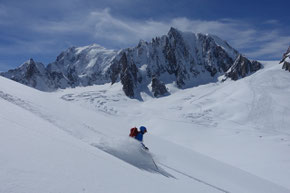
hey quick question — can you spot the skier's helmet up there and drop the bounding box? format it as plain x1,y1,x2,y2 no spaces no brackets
140,126,147,133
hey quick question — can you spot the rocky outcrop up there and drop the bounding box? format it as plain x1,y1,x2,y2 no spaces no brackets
280,46,290,72
225,55,261,80
283,62,290,72
0,28,262,98
111,27,241,97
151,77,168,97
119,53,140,98
0,58,55,91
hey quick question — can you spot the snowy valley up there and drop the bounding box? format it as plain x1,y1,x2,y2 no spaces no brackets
1,58,290,193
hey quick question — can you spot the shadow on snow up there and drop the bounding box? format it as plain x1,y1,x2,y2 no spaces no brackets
91,137,174,178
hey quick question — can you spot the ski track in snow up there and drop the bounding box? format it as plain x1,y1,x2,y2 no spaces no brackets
0,91,76,137
159,163,230,193
92,141,175,178
92,136,232,193
247,68,290,136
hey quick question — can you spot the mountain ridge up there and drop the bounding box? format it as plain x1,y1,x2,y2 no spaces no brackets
0,27,261,98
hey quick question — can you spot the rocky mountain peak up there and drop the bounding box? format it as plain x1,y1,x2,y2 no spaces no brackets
168,27,182,37
0,58,53,90
280,46,290,72
19,58,35,68
28,58,35,64
17,58,45,75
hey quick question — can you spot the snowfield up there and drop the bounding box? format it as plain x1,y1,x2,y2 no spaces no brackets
1,61,290,193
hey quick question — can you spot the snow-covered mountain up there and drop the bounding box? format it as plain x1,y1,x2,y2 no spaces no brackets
0,58,55,91
280,46,290,71
46,44,117,88
0,28,261,98
1,61,290,193
1,44,117,91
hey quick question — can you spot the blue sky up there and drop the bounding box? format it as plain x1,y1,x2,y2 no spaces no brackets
0,0,289,71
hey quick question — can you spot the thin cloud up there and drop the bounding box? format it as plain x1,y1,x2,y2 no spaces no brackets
82,10,289,59
248,36,290,58
264,20,280,25
1,7,289,62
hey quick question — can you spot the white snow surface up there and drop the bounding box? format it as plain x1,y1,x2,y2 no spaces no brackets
48,43,116,79
208,34,238,60
1,61,290,193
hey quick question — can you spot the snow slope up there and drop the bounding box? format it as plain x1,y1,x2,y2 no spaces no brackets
1,61,290,193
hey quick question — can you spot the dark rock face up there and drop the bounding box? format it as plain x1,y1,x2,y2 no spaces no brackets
46,68,67,89
280,46,290,72
119,53,138,98
25,59,40,79
0,28,262,98
151,77,168,97
225,55,262,80
114,27,242,97
280,46,290,62
282,61,290,72
0,58,54,90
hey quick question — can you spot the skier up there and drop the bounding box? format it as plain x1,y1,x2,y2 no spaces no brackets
129,126,158,170
130,126,149,150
